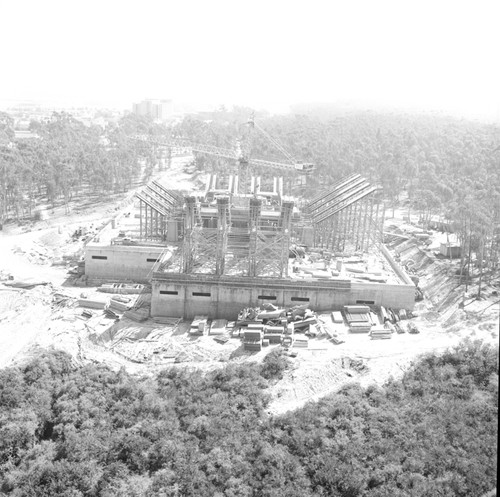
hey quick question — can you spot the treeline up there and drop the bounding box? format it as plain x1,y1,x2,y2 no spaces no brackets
0,111,165,221
0,341,497,496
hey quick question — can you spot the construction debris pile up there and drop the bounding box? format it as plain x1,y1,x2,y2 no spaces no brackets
75,289,418,365
78,290,151,323
234,302,417,351
236,304,330,352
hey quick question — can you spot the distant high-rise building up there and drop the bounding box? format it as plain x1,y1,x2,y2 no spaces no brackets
132,99,173,122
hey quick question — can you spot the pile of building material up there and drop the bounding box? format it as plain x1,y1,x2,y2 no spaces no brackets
190,315,209,335
152,316,182,326
52,293,74,308
407,322,420,334
369,324,392,340
292,335,309,348
262,324,285,344
380,305,409,324
104,307,120,320
97,283,145,294
210,319,230,343
237,304,323,351
331,311,344,324
124,307,149,322
244,327,263,351
210,319,228,335
288,315,318,333
78,296,109,309
394,322,406,334
109,295,133,312
317,317,345,344
237,307,263,326
343,305,372,333
257,307,286,320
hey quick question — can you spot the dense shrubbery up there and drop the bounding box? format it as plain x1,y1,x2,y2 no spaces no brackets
0,340,497,496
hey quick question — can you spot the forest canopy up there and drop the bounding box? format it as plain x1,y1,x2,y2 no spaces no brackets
0,340,497,496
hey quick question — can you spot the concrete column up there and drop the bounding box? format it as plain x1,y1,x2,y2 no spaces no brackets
215,196,229,275
248,198,262,276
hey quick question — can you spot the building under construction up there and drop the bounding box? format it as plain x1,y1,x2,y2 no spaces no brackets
85,169,416,320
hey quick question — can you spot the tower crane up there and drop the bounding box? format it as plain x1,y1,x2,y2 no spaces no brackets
133,123,314,195
245,114,315,175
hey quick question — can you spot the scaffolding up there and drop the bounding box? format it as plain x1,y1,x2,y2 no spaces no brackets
306,175,384,252
135,181,183,241
177,177,293,277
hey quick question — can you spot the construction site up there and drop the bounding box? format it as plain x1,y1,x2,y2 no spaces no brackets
84,127,416,320
1,127,499,414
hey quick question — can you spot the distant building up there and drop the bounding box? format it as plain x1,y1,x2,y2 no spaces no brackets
132,99,173,122
440,242,461,258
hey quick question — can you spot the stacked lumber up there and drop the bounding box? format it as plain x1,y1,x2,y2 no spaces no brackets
237,307,262,324
210,319,228,335
190,316,209,335
307,324,320,337
348,322,372,332
104,307,120,320
81,309,93,319
291,316,317,332
257,307,286,320
331,311,343,323
79,297,108,309
244,328,263,351
330,335,345,345
394,322,406,334
292,335,309,348
98,283,145,294
52,293,74,308
247,323,264,330
152,316,182,325
370,325,392,339
381,306,403,324
380,306,390,322
263,324,284,344
301,269,333,279
384,322,396,334
109,296,132,312
344,305,372,333
124,308,149,322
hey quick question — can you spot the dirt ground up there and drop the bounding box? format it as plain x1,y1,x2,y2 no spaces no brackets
1,160,498,415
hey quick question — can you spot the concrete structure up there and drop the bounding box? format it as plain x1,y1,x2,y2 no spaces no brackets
151,272,415,320
85,245,165,282
440,242,461,258
85,171,416,319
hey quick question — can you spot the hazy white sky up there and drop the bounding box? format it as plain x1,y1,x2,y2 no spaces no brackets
1,0,499,120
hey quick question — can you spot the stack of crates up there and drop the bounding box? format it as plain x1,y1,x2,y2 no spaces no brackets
244,324,263,351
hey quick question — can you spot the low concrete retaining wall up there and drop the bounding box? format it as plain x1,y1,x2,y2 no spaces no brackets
84,245,164,282
151,272,415,320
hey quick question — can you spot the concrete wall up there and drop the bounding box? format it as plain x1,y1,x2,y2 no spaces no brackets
85,245,165,282
151,273,415,319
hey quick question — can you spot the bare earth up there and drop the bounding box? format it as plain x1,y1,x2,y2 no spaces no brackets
1,159,498,414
